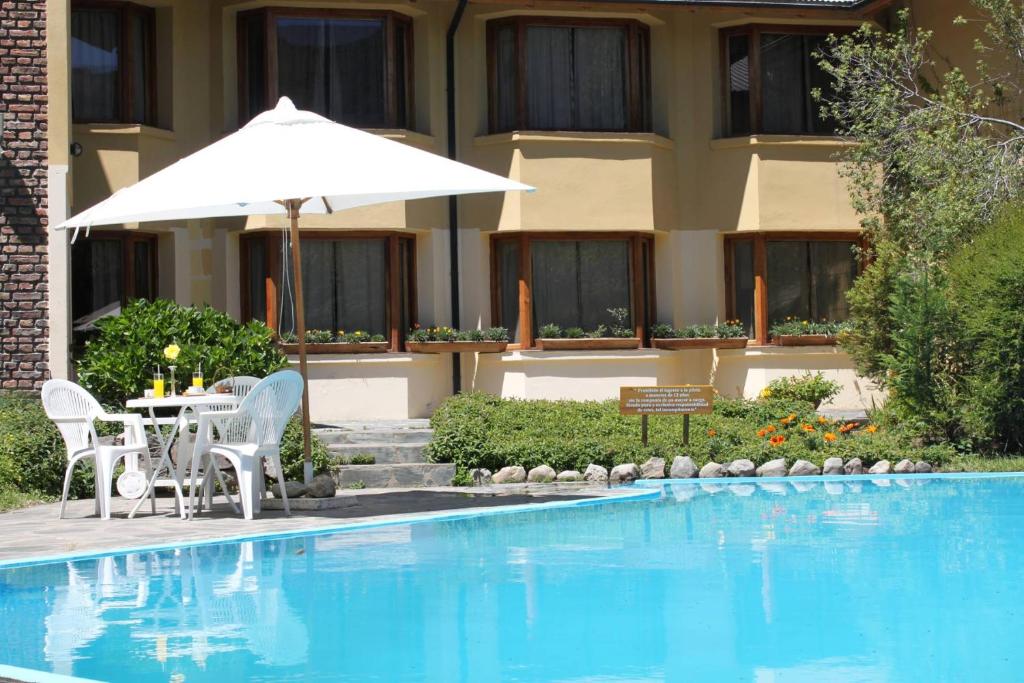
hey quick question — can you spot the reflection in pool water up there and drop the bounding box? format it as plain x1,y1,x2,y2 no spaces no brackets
0,476,1021,682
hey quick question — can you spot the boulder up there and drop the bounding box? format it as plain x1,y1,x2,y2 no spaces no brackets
306,474,337,498
727,459,756,478
640,457,667,479
271,481,307,499
670,456,698,479
699,462,727,479
756,458,788,477
844,458,864,475
556,470,582,482
527,465,557,483
584,464,609,483
609,463,641,484
893,459,915,474
789,460,821,477
868,460,891,475
493,466,527,484
914,461,933,473
470,468,492,486
823,457,845,475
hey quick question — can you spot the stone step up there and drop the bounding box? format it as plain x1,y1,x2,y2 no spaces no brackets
331,463,456,488
327,443,428,464
315,428,433,446
313,419,431,431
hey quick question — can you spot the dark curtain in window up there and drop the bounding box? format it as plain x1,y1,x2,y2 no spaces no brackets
276,16,390,128
761,33,836,135
727,35,751,136
531,240,631,331
767,241,811,323
810,241,857,320
240,13,267,123
493,24,518,132
71,9,120,123
128,10,151,123
496,240,521,342
133,240,153,300
766,240,857,324
731,240,756,338
246,239,268,323
574,28,627,131
71,239,123,324
525,27,573,130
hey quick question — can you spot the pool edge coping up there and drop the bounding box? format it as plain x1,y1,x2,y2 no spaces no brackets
0,488,661,570
0,663,104,683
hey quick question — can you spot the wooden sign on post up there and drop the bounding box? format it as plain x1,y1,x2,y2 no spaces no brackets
620,385,714,448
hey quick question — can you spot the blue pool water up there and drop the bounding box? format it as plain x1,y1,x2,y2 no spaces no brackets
1,475,1023,682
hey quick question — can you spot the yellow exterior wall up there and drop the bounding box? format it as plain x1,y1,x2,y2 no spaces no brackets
53,0,980,419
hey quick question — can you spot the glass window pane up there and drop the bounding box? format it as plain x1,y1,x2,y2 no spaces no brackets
731,240,755,338
578,240,631,330
761,34,806,134
574,27,627,131
246,239,267,323
493,24,518,132
132,240,153,300
394,20,409,129
327,18,387,127
806,35,836,134
809,241,857,320
276,18,328,117
71,9,120,123
767,241,811,325
496,240,521,342
241,12,267,122
727,35,751,136
72,239,122,325
301,241,336,331
525,26,573,130
531,241,581,330
128,10,151,124
335,239,387,336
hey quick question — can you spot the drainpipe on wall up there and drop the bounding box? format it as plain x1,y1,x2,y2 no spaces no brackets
445,0,469,394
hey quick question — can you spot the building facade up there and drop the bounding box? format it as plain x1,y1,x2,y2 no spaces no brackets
2,0,978,418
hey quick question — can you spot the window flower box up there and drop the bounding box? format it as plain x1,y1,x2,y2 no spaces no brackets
406,341,508,354
769,318,849,347
653,337,749,350
774,335,838,347
278,341,390,354
535,337,641,351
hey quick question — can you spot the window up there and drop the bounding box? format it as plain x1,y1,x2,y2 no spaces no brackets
488,18,650,133
71,2,155,124
238,9,412,129
242,232,415,351
726,233,860,344
71,232,157,328
722,26,841,137
492,234,654,346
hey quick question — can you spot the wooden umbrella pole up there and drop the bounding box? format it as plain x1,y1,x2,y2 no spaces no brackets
286,199,313,484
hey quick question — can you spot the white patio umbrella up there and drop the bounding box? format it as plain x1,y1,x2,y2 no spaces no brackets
56,97,533,481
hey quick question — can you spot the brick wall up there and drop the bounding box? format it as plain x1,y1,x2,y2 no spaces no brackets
0,0,47,392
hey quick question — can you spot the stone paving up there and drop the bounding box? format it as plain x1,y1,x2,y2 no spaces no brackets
0,483,631,563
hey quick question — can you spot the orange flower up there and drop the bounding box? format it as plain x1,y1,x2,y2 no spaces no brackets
839,422,857,434
780,413,797,425
757,428,768,438
865,424,878,434
823,432,837,443
801,423,816,433
707,429,717,437
766,424,777,433
817,416,829,424
769,435,786,446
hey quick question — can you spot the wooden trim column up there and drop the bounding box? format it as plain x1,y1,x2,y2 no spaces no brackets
388,234,401,351
753,234,768,345
518,232,532,347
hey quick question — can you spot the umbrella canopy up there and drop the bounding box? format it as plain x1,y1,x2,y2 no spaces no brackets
56,97,533,484
57,97,531,231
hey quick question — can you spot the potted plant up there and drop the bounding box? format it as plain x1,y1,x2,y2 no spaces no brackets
770,318,850,346
650,321,749,350
277,329,390,354
405,325,510,353
535,308,641,350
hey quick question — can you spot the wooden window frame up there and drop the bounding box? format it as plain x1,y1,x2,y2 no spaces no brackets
724,231,864,345
71,0,158,125
240,231,416,353
719,24,851,138
490,232,655,349
71,230,158,319
237,7,414,129
486,17,652,134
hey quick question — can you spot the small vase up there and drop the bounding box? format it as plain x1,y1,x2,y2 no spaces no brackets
168,366,177,396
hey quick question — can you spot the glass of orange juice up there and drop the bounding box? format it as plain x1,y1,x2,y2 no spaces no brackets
153,370,165,399
192,369,204,390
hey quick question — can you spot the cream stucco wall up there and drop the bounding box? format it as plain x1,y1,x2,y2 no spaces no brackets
51,0,980,419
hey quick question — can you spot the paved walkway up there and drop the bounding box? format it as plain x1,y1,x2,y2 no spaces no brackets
0,484,629,563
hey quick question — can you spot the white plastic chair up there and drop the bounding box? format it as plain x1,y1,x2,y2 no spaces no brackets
188,370,303,520
41,379,156,520
208,376,260,405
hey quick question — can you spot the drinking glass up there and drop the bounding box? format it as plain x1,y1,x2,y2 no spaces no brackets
153,370,165,399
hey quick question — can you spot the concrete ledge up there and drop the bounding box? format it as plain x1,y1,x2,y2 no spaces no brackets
263,495,359,511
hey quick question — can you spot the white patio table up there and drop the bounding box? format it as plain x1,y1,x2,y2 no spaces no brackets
125,393,240,519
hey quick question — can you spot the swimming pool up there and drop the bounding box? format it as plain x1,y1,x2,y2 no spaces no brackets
0,474,1021,682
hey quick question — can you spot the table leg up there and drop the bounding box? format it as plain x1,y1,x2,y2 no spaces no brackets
129,407,187,519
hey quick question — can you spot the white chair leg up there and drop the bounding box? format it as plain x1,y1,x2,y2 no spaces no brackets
141,451,157,515
187,453,202,521
58,460,77,520
236,458,255,520
211,459,240,514
271,455,290,517
95,458,113,520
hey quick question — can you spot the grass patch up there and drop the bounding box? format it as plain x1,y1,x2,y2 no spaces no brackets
940,456,1024,473
0,490,53,512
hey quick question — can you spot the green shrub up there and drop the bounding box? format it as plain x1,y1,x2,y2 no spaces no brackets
761,373,842,408
426,392,939,480
948,206,1024,451
0,395,93,499
278,416,332,481
76,299,287,405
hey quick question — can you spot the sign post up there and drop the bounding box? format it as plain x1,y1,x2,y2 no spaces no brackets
619,385,714,450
